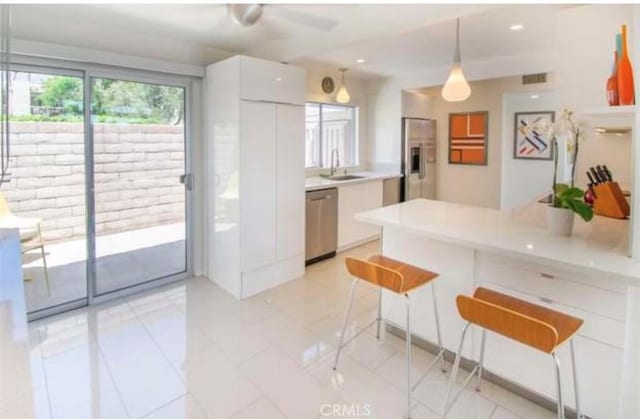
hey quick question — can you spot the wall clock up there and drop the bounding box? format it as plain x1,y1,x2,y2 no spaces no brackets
321,76,335,94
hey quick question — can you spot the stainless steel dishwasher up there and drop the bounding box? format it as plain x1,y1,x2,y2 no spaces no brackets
305,188,338,265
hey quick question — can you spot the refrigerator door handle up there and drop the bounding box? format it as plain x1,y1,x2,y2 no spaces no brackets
419,143,425,179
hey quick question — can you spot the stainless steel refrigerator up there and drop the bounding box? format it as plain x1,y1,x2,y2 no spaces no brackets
400,117,436,201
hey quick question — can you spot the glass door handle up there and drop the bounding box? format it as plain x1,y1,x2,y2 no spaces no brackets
180,174,193,191
419,144,425,179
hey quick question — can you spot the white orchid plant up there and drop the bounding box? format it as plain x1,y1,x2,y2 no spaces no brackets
526,109,593,222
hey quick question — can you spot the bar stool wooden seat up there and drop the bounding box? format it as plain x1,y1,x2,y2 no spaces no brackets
333,255,447,419
444,287,584,419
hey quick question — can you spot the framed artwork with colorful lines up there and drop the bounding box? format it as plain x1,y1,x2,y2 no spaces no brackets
514,111,555,160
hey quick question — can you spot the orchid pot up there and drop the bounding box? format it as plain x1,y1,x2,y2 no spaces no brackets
546,205,576,237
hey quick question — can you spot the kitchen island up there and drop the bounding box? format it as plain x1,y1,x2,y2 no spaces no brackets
356,199,640,419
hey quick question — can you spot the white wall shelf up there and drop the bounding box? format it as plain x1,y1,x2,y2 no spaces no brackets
582,105,637,118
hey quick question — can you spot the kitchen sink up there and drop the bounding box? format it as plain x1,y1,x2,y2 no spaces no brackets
329,175,365,181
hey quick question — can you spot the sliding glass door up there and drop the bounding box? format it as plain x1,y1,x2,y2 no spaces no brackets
4,61,193,319
90,77,187,296
2,67,88,314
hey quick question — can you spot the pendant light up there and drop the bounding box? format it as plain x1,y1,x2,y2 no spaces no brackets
442,18,471,102
336,68,350,104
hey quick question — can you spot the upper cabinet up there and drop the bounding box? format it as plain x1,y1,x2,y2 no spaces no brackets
238,56,305,105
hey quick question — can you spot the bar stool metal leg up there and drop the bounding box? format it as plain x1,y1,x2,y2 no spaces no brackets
569,340,581,419
552,352,566,419
431,282,447,373
405,293,412,419
443,322,472,417
333,278,359,370
476,328,487,391
376,287,383,339
411,284,449,392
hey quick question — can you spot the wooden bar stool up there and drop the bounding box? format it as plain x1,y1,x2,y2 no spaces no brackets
443,287,584,419
333,255,447,419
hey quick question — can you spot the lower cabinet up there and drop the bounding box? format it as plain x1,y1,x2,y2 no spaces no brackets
475,255,625,418
381,229,476,357
337,180,383,250
379,233,625,419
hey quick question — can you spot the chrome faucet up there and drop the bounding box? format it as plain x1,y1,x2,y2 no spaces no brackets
330,148,340,177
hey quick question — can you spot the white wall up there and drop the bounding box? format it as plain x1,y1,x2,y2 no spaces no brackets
500,92,556,209
423,77,555,208
366,49,556,176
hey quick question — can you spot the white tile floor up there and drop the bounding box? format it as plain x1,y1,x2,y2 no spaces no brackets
12,241,557,419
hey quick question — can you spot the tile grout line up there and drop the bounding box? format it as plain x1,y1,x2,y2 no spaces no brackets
122,295,191,398
232,346,293,419
137,393,189,419
89,303,134,419
31,326,55,419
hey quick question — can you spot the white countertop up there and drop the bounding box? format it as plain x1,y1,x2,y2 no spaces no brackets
305,171,402,191
356,199,640,285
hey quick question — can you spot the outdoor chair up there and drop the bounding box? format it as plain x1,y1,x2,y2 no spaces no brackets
0,192,51,294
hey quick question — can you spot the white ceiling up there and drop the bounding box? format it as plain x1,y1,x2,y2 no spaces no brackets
9,4,570,79
303,4,568,78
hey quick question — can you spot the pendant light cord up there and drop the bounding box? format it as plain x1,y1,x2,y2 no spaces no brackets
454,18,461,64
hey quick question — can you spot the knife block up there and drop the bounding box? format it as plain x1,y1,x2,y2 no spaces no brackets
593,182,630,219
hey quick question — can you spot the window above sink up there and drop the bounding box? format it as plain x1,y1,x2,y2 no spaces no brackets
305,102,358,170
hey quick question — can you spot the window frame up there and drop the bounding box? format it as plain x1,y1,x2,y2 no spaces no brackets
305,101,359,173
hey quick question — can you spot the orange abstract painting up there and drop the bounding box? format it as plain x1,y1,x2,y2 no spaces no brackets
448,112,488,165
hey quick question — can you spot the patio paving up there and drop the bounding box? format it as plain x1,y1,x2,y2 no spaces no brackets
23,222,186,313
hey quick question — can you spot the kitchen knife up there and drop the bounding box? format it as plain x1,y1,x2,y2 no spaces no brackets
603,165,613,181
586,171,598,200
596,165,608,183
590,167,602,184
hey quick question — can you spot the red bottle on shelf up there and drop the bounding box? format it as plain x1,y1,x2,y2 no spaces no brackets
618,24,635,106
606,51,619,106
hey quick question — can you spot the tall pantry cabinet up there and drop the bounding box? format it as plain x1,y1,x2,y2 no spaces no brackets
206,56,306,298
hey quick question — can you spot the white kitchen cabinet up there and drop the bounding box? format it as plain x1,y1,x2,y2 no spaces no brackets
276,105,305,261
240,101,277,272
382,228,476,357
474,257,626,417
207,55,305,299
337,180,383,250
239,56,305,105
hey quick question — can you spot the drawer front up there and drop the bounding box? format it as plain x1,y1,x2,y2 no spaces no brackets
477,254,627,322
482,283,626,349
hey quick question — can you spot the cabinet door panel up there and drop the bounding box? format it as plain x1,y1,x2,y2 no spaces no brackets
239,57,305,105
276,104,305,260
240,101,277,271
338,181,383,248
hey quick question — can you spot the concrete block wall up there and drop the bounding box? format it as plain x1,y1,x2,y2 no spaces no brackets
2,122,185,242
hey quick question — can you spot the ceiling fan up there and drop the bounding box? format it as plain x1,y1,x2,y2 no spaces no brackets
225,4,338,31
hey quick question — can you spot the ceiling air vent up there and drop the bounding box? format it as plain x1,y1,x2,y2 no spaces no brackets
522,73,547,85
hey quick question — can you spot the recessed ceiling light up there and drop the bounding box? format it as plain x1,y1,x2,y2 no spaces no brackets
510,23,524,31
530,94,540,99
356,58,366,64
